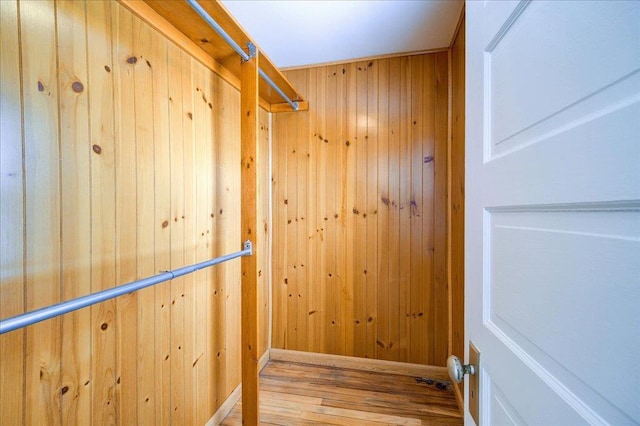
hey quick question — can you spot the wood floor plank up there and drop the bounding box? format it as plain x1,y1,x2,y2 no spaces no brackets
220,360,462,425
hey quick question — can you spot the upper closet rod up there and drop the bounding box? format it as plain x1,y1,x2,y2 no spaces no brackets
0,241,253,335
186,0,299,111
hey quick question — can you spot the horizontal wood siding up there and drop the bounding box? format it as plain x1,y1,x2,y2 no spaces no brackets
272,53,449,365
0,1,269,423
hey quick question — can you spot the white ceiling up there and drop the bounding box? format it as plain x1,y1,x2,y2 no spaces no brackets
221,0,464,69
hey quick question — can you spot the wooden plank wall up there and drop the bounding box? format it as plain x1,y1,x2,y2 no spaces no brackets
450,15,466,397
0,1,270,424
271,52,449,366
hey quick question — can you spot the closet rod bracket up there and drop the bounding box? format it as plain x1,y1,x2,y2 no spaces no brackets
243,239,253,255
244,42,256,62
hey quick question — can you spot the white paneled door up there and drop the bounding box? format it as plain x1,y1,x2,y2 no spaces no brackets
465,1,639,424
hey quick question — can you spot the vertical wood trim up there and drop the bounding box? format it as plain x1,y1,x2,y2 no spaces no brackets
364,60,378,361
316,66,327,353
112,4,138,422
286,79,299,351
86,1,118,423
422,55,436,364
241,50,260,425
0,1,25,423
182,54,197,426
271,100,285,349
193,60,210,424
398,56,411,362
335,64,346,355
167,41,186,425
305,68,319,354
149,26,171,424
132,17,156,424
375,59,390,360
409,55,425,363
258,107,271,359
353,62,367,358
387,57,401,361
267,111,274,352
296,71,310,354
57,1,92,423
433,52,449,366
21,1,62,423
449,11,466,404
343,62,357,356
325,65,338,355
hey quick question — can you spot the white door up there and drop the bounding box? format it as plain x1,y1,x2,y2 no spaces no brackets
465,1,640,424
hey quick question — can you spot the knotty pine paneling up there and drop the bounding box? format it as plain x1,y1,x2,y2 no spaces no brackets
272,53,449,366
0,1,269,423
450,13,466,399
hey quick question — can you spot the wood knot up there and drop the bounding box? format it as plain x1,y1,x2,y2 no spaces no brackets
126,56,137,64
72,81,84,93
92,144,102,155
60,386,69,395
100,323,108,330
162,220,169,228
37,80,44,92
104,65,111,73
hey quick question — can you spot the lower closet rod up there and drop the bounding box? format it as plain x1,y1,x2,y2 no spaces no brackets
0,240,253,335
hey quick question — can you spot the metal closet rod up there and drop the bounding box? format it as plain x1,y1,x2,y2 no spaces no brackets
0,241,253,335
186,0,299,111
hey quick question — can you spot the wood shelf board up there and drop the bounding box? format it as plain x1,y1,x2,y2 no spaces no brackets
140,0,305,109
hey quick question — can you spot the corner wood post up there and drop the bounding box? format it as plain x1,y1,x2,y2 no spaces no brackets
241,49,259,424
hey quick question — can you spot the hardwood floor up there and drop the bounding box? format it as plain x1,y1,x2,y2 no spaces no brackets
221,360,463,425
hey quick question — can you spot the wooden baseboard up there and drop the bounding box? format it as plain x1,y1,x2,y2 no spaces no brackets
453,381,464,415
269,348,449,381
259,348,271,371
205,349,271,426
206,383,241,426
